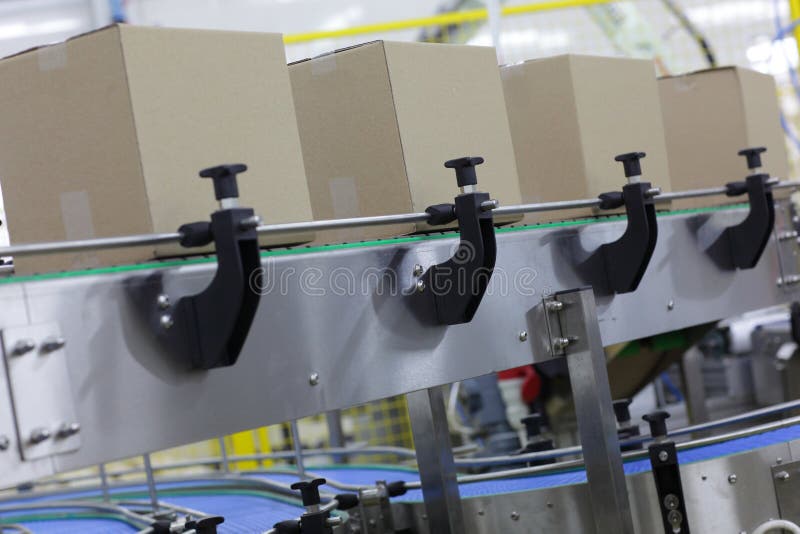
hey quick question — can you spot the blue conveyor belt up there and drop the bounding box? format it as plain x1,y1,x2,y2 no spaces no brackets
3,423,800,532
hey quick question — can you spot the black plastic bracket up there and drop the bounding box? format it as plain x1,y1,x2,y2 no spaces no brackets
421,157,497,325
613,398,642,451
643,411,691,534
127,164,262,370
281,479,332,534
589,152,658,294
710,148,775,270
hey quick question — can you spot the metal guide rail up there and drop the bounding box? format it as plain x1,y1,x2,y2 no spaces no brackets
0,152,797,532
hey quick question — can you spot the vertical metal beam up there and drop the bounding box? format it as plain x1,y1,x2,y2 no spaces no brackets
556,289,634,534
290,419,307,480
98,464,110,502
682,345,710,426
217,437,230,473
407,386,464,534
142,453,159,512
326,410,346,464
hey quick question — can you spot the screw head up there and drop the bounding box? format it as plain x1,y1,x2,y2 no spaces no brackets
29,428,51,445
775,470,791,482
658,450,669,462
545,300,564,312
510,511,520,521
728,474,737,484
667,299,674,311
667,509,683,527
416,280,426,293
56,422,81,439
553,337,572,351
160,314,174,329
157,294,171,309
0,435,9,451
11,339,36,356
40,336,66,353
519,331,528,342
663,493,679,510
309,372,320,386
413,264,424,277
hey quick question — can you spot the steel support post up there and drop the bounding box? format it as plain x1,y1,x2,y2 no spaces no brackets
548,288,634,534
407,386,464,534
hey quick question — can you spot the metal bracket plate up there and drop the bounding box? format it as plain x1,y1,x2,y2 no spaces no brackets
2,323,80,460
772,459,800,524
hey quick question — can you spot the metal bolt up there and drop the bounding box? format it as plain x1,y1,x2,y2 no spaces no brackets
326,516,343,527
40,336,66,353
413,264,424,277
160,314,173,329
0,435,9,451
553,337,572,351
545,300,564,312
728,474,737,485
416,280,426,293
29,428,51,445
11,339,36,356
56,422,80,439
776,470,791,482
777,457,784,464
658,450,669,462
779,230,799,241
663,494,679,510
667,299,674,311
667,509,683,527
510,511,520,521
519,331,528,342
239,215,262,230
157,294,171,309
309,372,320,386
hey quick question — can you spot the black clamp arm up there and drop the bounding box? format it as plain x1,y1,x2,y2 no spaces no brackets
589,152,659,294
643,410,691,534
711,147,775,270
791,302,800,345
284,479,333,534
613,398,642,451
421,156,497,325
128,163,262,370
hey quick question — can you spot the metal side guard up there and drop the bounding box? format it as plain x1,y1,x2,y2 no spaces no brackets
710,147,776,270
128,164,262,370
589,152,659,294
421,157,497,325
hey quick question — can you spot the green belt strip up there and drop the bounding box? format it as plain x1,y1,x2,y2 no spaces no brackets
0,203,747,285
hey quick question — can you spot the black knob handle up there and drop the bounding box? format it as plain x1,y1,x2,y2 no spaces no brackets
642,410,670,438
291,478,326,506
199,163,247,201
614,152,646,178
613,399,632,424
444,156,484,188
521,413,543,440
386,480,408,497
738,147,767,170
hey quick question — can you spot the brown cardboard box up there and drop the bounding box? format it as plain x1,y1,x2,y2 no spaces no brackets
658,66,790,209
501,54,672,222
289,40,522,243
0,24,313,274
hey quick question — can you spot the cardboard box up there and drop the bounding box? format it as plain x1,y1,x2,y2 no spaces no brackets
0,24,313,274
289,41,522,243
501,54,673,222
658,66,790,209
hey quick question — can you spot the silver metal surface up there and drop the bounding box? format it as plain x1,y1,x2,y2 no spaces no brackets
682,346,710,427
291,420,306,480
1,323,80,460
0,204,797,485
407,386,464,534
772,459,800,524
555,290,634,534
142,453,159,512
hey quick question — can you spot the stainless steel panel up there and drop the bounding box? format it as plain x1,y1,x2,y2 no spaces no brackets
772,459,800,523
0,205,796,483
1,323,80,460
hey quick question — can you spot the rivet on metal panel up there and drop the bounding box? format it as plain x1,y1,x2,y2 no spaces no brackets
728,474,738,484
663,494,679,510
658,450,669,462
309,372,320,386
518,331,528,342
477,509,485,516
40,336,66,353
510,511,520,521
667,299,674,311
0,435,9,451
11,339,36,356
777,457,784,464
413,264,424,277
29,427,51,445
416,280,426,293
545,300,564,312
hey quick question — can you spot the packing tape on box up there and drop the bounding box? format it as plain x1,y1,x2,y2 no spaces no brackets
37,43,68,71
329,177,359,219
311,52,337,76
